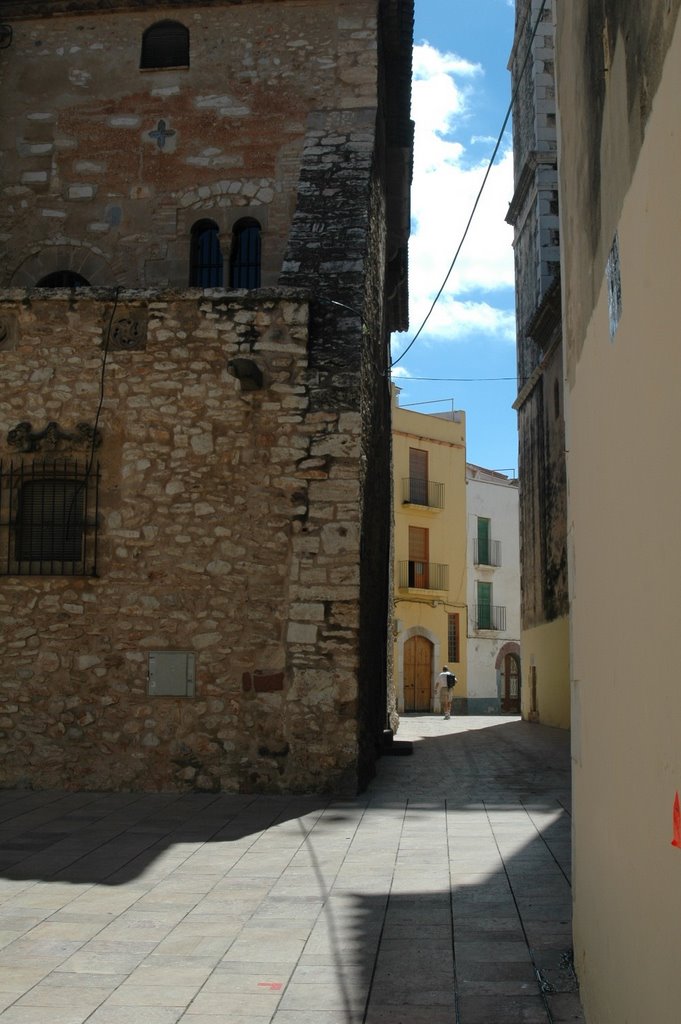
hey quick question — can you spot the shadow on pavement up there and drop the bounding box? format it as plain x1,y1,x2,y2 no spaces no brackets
0,716,584,1022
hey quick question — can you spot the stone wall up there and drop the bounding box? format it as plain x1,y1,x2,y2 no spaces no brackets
0,288,366,793
0,0,413,792
0,1,380,289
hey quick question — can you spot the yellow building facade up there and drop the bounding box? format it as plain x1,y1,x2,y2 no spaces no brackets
391,393,468,715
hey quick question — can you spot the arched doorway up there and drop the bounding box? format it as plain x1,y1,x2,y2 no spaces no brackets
503,653,521,713
403,635,433,712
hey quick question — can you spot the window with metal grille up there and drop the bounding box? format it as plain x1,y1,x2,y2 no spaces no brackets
447,613,459,663
140,20,189,70
0,459,100,576
190,220,223,287
230,219,261,289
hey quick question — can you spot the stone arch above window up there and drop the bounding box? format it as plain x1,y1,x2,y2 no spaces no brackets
189,219,223,287
140,21,189,70
10,247,115,289
230,218,261,289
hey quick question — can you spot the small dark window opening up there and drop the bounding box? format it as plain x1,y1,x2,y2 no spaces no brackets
17,479,84,562
190,220,223,287
230,218,261,289
37,271,90,288
140,20,189,70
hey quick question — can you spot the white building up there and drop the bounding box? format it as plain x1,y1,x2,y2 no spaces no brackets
466,464,521,714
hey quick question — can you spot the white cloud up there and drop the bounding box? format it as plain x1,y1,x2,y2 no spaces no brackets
405,43,516,345
392,298,515,357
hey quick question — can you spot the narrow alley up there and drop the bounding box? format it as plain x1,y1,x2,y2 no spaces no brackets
0,716,585,1023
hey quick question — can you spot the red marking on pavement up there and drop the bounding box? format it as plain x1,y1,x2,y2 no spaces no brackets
672,792,681,849
258,982,283,991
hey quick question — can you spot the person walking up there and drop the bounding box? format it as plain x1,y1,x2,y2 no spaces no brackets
437,665,457,719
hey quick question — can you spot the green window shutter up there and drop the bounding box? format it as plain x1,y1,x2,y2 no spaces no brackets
477,517,490,564
477,581,492,628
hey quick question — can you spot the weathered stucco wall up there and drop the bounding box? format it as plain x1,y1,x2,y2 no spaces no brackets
509,0,569,727
466,471,520,714
557,0,681,380
392,403,468,714
557,4,681,1020
0,289,368,793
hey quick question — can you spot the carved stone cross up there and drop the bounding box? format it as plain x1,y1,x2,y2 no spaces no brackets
148,119,176,150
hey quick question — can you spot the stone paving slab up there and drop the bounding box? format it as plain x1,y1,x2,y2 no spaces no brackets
0,715,585,1022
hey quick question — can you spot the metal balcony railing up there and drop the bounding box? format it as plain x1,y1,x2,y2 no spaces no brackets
398,560,449,591
402,477,445,509
474,538,502,566
473,604,506,631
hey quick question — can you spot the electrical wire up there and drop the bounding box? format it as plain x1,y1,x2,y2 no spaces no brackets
85,285,121,480
396,375,518,382
64,286,121,559
390,0,549,371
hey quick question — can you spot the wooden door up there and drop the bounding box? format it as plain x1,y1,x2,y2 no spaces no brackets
503,653,520,713
403,636,433,712
409,447,428,505
409,526,429,589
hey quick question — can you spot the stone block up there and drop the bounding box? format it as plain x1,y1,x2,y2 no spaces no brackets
287,622,318,645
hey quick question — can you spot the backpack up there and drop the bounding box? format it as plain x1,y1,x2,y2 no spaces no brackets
446,672,457,690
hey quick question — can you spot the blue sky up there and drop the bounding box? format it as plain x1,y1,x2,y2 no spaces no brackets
390,0,518,476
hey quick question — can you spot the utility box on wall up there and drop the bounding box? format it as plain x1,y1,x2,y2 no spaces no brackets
148,651,196,697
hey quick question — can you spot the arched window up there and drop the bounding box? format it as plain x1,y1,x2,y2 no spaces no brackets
230,219,261,289
140,21,189,70
189,220,223,287
36,271,90,288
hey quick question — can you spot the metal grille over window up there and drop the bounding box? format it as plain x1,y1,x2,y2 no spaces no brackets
448,613,459,663
0,458,100,576
140,20,189,70
190,220,223,287
230,219,261,289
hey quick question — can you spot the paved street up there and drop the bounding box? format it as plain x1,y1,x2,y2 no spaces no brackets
0,715,585,1023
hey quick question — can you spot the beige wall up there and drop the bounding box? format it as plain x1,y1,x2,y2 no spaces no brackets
519,617,569,729
558,7,681,1020
392,400,468,711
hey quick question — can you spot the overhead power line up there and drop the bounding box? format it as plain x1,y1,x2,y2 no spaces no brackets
390,0,549,371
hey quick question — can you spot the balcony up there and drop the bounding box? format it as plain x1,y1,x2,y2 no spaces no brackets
472,604,507,631
398,560,449,591
402,477,445,509
474,538,502,567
